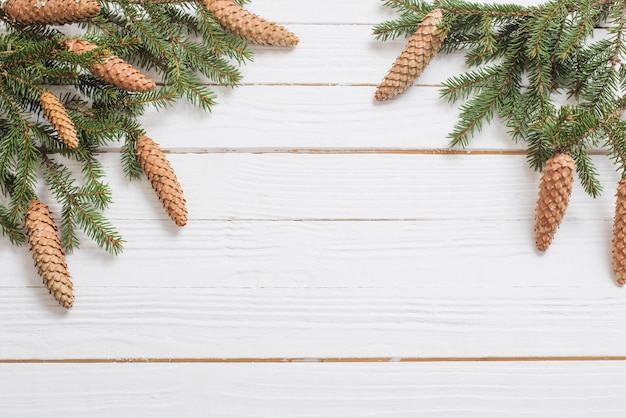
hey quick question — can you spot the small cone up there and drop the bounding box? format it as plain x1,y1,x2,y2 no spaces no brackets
613,179,626,285
24,200,74,309
40,91,78,149
136,135,187,227
375,8,445,101
3,0,100,26
534,153,575,251
201,0,299,46
64,39,156,92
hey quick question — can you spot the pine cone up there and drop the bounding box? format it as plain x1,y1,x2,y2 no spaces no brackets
201,0,299,47
3,0,100,26
24,200,74,309
534,153,575,251
613,179,626,286
136,135,187,227
375,8,445,101
64,39,156,92
40,91,78,149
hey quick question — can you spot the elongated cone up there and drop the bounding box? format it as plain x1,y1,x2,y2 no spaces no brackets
375,8,445,101
25,200,74,309
40,91,78,149
3,0,100,26
201,0,298,46
136,135,187,227
534,153,575,251
64,39,156,92
613,179,626,285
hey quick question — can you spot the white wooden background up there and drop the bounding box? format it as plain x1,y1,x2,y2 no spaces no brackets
4,0,626,416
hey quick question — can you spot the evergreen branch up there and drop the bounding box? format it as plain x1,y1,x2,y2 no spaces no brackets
383,0,432,13
9,128,39,221
0,203,25,245
195,3,253,63
121,136,143,180
41,154,123,254
571,146,603,197
448,88,498,147
606,121,626,171
440,65,500,101
448,45,524,146
373,14,428,41
526,0,567,59
555,1,596,59
178,39,242,86
436,0,532,17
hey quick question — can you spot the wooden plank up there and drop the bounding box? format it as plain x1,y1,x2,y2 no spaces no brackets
242,27,611,86
2,285,626,359
138,85,568,151
242,25,468,85
244,0,546,24
0,218,617,289
2,361,626,417
32,153,618,221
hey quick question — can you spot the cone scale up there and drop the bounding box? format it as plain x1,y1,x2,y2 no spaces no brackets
136,135,188,227
201,0,299,47
375,8,445,101
64,39,156,93
613,179,626,285
40,91,78,149
24,200,74,309
3,0,100,26
534,153,575,251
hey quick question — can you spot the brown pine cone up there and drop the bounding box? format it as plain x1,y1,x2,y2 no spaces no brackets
613,179,626,286
201,0,299,47
534,153,575,251
136,135,187,227
24,200,74,309
40,91,78,149
64,39,156,92
375,8,445,101
3,0,100,26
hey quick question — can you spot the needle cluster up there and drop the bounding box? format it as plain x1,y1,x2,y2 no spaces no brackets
0,0,297,307
374,0,626,283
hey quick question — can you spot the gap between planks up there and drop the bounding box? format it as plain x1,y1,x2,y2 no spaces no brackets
4,356,626,364
91,148,609,155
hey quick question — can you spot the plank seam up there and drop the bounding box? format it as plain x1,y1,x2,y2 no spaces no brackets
4,357,626,364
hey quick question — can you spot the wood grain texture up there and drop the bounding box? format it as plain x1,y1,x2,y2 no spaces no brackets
240,24,467,85
0,219,617,289
139,86,524,151
243,0,545,24
2,285,626,358
32,153,617,221
2,362,626,417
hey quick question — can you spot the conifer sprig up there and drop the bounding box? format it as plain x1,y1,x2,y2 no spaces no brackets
0,0,298,306
375,0,626,280
375,0,626,192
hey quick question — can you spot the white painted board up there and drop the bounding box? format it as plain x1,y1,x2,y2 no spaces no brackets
2,0,625,415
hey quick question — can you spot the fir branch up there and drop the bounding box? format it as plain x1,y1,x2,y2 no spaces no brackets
571,146,603,197
0,203,24,245
41,154,123,254
555,1,596,59
447,35,525,146
121,137,144,180
373,14,429,41
606,121,626,171
195,3,253,63
441,65,500,102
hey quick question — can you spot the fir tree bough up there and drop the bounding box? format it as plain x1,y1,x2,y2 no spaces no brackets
0,0,297,308
373,0,626,284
